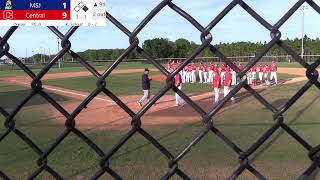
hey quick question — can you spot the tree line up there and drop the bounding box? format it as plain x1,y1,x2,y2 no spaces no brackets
26,36,320,63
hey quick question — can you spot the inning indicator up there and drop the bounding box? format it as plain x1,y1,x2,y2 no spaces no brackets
0,0,106,26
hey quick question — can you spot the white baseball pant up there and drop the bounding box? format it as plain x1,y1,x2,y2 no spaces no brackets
270,72,278,84
224,86,235,101
214,88,220,104
199,70,203,83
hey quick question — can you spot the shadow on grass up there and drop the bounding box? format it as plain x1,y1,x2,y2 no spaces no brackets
250,94,320,165
0,89,70,109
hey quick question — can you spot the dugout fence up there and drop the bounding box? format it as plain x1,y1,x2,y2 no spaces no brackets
0,0,320,179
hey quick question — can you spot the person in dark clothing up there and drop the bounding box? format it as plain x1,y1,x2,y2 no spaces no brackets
137,68,152,107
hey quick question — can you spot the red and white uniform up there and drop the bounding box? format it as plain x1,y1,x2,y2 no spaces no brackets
224,71,232,88
258,64,264,82
191,64,197,83
171,63,177,71
231,64,237,86
198,64,204,83
208,64,214,83
182,66,188,83
264,65,270,85
175,73,182,87
223,71,235,101
251,65,257,86
186,65,192,83
213,72,221,104
213,64,219,72
166,63,171,72
263,65,269,76
174,73,184,105
237,64,244,71
220,64,226,85
270,63,278,84
203,65,208,83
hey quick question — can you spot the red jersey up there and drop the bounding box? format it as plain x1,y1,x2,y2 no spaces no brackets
237,64,244,70
209,65,214,71
251,65,257,72
192,66,196,71
174,73,182,87
224,72,232,87
258,65,264,72
270,64,277,72
199,65,203,71
226,66,231,72
220,65,226,72
166,64,170,70
203,66,207,72
212,73,221,88
187,66,192,72
213,64,218,72
171,63,177,70
183,66,188,72
263,66,270,73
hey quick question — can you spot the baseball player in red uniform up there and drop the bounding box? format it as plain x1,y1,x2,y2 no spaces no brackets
237,62,244,70
185,64,191,83
191,63,197,83
212,69,221,104
203,64,208,83
208,63,214,83
198,63,204,83
182,65,188,83
258,63,264,85
236,62,243,84
231,62,237,86
166,62,171,73
174,71,184,106
251,65,257,86
264,64,270,86
247,67,252,85
270,61,278,85
224,68,235,102
220,63,226,85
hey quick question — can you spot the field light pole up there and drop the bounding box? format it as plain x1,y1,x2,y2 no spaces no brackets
57,26,61,69
301,5,308,59
40,46,43,63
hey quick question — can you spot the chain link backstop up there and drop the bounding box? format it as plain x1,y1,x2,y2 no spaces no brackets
1,0,320,179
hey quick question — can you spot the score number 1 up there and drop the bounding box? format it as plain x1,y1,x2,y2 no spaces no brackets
62,2,68,19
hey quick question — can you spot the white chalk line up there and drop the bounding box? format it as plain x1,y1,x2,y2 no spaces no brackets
9,80,115,104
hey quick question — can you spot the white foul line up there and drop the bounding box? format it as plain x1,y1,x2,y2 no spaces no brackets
9,80,114,104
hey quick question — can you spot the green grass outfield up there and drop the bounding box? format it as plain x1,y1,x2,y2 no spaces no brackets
1,78,320,179
0,62,306,78
44,72,300,96
0,62,155,78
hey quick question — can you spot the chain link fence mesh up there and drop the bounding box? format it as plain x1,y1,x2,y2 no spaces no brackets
1,0,320,179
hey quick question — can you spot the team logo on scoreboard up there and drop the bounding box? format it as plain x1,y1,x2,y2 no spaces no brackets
3,0,13,20
5,0,12,10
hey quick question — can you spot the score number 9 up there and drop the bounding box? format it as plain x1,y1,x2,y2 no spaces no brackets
62,2,68,19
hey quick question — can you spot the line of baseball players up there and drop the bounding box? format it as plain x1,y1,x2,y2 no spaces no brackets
166,60,278,104
165,60,278,87
138,61,278,107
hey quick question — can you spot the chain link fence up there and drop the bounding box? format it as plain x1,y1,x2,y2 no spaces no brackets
0,0,320,179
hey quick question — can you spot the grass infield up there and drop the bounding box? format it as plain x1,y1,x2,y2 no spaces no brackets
44,72,300,96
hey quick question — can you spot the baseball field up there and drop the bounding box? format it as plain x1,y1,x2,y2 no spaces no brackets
0,62,319,179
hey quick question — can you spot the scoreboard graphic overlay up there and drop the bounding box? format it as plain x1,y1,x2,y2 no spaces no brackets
0,0,106,26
